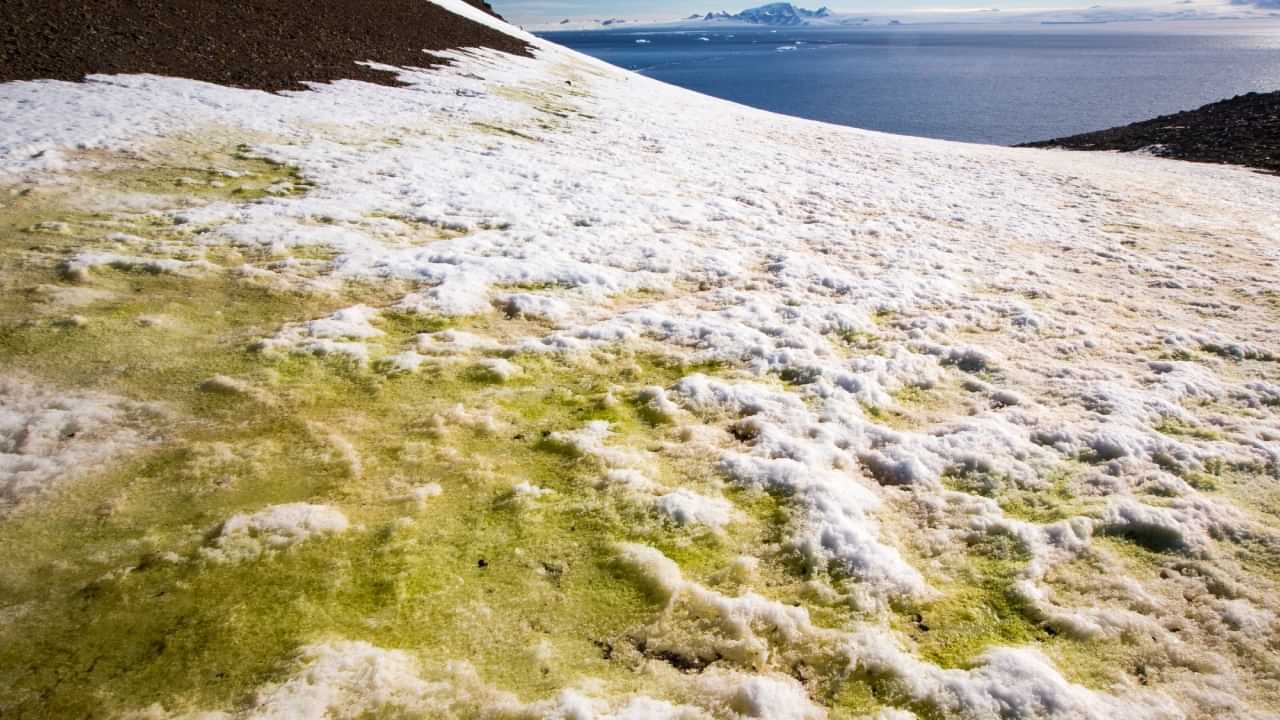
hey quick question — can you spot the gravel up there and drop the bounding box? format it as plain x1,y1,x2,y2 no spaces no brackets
0,0,531,92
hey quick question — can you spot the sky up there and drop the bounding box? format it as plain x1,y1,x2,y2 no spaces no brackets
497,0,1272,25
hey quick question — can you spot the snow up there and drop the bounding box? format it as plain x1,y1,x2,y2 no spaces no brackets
475,357,523,381
619,542,1183,720
255,305,384,364
4,0,1280,716
427,0,538,40
511,480,554,497
201,503,350,563
417,329,509,355
600,468,657,492
655,488,734,528
0,376,150,513
237,641,444,719
427,403,503,436
153,638,722,720
614,542,686,602
406,482,444,509
303,305,384,340
1100,496,1244,554
64,252,209,277
495,292,572,322
380,350,427,374
638,385,684,422
696,669,826,719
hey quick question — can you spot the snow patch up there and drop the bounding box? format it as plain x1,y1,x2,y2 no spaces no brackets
256,305,383,364
201,503,349,563
0,376,149,513
655,488,733,528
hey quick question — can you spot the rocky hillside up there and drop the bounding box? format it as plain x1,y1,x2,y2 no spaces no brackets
0,0,530,91
1022,91,1280,174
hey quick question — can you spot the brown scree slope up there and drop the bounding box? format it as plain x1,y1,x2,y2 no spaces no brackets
0,0,532,92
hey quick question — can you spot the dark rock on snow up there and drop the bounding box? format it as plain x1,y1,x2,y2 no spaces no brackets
1021,91,1280,174
0,0,531,92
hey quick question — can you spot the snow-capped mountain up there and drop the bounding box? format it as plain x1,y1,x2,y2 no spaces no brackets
527,0,1277,32
699,3,832,26
534,2,847,31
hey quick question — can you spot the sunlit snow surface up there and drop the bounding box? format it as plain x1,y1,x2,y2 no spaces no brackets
3,3,1280,718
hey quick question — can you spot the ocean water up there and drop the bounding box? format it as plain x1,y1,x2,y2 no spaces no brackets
540,22,1280,145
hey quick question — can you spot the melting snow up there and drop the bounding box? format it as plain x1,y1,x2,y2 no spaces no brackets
0,377,151,514
4,0,1280,716
201,503,350,563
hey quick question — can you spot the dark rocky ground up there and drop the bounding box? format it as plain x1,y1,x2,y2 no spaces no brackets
1021,91,1280,175
0,0,531,93
466,0,508,20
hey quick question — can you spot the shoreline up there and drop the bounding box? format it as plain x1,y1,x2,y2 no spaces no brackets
1020,91,1280,174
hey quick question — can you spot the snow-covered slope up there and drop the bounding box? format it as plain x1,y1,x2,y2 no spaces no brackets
2,3,1279,719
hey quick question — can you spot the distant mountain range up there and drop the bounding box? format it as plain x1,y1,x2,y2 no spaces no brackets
530,0,1279,32
546,3,847,30
690,3,834,27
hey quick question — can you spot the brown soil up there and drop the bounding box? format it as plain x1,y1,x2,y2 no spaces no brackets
0,0,532,93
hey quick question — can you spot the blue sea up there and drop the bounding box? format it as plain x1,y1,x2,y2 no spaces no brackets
539,22,1280,145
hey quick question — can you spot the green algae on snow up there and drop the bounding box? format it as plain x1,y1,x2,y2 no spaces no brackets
0,180,882,712
0,131,1132,719
0,261,791,720
941,463,1086,525
893,541,1047,671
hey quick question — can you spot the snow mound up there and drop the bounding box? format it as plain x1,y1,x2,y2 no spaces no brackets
0,376,149,514
202,503,350,563
656,488,734,528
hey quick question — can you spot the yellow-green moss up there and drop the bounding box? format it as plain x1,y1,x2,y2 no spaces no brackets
1154,417,1221,442
0,269,404,404
89,145,310,202
870,309,896,326
863,383,969,433
827,678,888,720
0,292,789,717
940,465,1003,498
835,328,883,355
941,464,1084,525
471,123,540,142
894,552,1048,670
1037,546,1173,691
1159,348,1197,362
5,127,1167,719
3,140,759,715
